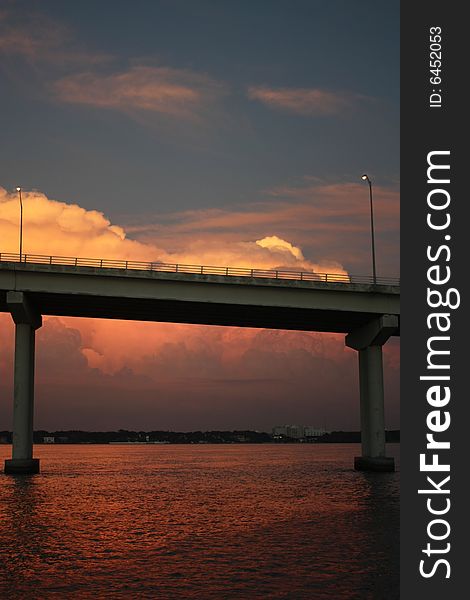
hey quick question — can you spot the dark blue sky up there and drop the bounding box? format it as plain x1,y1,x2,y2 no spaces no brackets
0,1,400,431
1,0,399,219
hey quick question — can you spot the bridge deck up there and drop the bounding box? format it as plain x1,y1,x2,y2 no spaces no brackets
0,256,400,334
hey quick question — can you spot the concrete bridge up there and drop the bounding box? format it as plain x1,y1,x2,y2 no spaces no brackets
0,253,400,474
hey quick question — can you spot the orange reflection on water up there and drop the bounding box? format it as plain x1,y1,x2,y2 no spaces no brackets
0,444,399,599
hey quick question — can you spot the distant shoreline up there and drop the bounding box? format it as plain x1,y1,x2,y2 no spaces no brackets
0,430,400,445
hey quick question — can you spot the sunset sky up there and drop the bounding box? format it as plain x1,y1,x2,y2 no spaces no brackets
0,1,399,431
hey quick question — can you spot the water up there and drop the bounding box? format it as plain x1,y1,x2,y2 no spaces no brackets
0,444,399,599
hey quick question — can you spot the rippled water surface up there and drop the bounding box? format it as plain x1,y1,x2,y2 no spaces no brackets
0,444,399,599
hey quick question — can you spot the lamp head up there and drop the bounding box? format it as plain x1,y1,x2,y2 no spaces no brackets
361,174,369,182
16,186,21,192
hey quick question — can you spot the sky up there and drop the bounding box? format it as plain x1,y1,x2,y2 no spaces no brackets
0,0,400,432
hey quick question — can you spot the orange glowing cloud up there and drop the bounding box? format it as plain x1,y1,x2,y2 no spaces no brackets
0,186,347,275
0,183,349,379
0,184,398,431
0,184,349,375
0,186,159,261
0,311,399,431
123,180,399,275
247,86,368,116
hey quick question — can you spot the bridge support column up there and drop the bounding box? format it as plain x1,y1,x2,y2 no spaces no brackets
4,292,42,475
346,314,399,472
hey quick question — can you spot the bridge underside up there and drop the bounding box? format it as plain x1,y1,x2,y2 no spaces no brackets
1,291,380,333
1,262,400,474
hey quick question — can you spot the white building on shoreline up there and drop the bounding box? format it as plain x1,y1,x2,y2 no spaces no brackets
272,425,327,439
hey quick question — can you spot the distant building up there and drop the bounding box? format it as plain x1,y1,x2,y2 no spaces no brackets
272,425,327,440
287,425,303,439
303,426,326,438
43,436,55,444
272,425,303,439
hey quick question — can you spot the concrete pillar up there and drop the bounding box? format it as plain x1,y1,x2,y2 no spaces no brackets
346,315,398,472
4,292,42,475
358,345,386,457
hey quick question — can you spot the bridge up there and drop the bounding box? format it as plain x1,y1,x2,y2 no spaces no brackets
0,253,400,474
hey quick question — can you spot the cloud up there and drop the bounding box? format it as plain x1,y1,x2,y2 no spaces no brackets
1,178,399,282
124,180,399,276
0,186,159,261
54,66,228,121
1,8,222,129
0,9,222,127
0,184,398,431
256,236,304,261
0,312,399,431
0,15,62,60
247,86,366,116
0,185,347,275
0,10,109,66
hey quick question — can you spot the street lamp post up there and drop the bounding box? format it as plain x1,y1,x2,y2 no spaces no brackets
16,187,23,262
361,174,376,284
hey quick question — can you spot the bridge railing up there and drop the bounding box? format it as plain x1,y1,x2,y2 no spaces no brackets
0,252,400,286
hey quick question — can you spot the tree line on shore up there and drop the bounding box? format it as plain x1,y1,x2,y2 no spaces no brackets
0,429,400,444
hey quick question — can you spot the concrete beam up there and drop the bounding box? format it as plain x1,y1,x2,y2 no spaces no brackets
345,314,399,350
1,266,399,334
7,291,42,329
